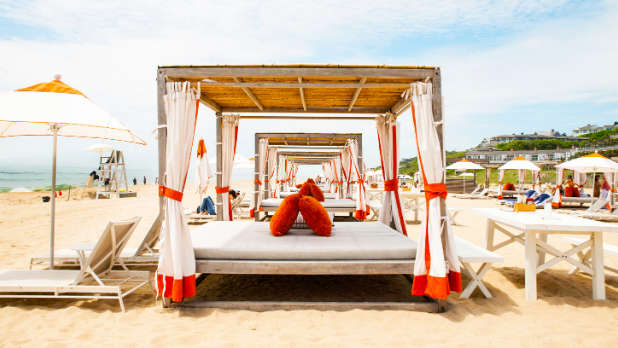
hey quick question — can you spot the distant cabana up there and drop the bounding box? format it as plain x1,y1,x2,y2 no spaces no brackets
153,65,457,312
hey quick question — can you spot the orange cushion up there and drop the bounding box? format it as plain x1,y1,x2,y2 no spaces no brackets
504,183,515,191
298,182,312,196
564,186,574,197
298,196,332,237
310,184,325,201
573,187,581,197
295,184,302,188
307,178,315,184
270,194,300,236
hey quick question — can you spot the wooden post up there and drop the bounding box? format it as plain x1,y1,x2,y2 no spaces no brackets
254,133,260,222
432,70,448,279
157,69,167,216
216,111,223,221
265,145,270,200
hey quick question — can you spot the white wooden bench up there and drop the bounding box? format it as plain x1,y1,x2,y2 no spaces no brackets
455,236,504,299
563,237,618,275
448,208,463,226
369,203,381,221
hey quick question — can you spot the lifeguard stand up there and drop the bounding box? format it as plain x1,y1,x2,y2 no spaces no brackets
96,150,129,199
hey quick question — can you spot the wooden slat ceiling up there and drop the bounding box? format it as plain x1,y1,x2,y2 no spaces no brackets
162,65,439,114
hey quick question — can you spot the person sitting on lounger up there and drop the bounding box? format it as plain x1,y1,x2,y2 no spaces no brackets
602,174,611,198
229,188,239,199
564,175,575,187
197,196,216,215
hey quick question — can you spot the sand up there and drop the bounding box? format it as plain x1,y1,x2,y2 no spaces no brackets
1,180,618,347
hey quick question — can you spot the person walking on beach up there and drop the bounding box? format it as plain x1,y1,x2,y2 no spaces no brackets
143,176,147,185
133,177,137,185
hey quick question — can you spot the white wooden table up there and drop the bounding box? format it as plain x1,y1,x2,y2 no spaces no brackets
366,188,383,202
71,242,96,270
400,191,426,222
471,208,618,301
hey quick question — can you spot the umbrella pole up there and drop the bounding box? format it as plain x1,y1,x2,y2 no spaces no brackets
50,124,58,270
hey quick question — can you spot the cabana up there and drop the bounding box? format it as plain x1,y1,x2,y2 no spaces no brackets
253,133,362,218
153,65,456,312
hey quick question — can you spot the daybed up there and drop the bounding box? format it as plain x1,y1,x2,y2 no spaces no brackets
165,221,446,311
280,191,338,199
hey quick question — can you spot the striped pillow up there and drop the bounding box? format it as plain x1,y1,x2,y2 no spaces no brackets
292,213,335,229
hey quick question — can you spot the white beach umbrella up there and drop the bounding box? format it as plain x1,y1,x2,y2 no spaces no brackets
0,76,146,269
446,159,485,171
556,152,618,173
234,162,255,169
498,156,541,171
86,143,115,153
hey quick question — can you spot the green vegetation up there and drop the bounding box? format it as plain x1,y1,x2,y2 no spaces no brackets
495,139,579,151
572,149,618,160
577,127,618,142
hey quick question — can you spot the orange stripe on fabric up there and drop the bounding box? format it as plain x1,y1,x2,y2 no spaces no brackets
196,139,207,158
215,186,230,194
16,80,87,98
411,273,457,299
158,186,183,202
391,124,407,236
384,179,399,191
156,274,196,302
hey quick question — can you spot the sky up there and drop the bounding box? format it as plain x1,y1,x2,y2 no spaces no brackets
1,0,617,180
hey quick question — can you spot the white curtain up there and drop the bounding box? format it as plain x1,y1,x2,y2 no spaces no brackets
220,114,240,221
574,171,587,194
552,168,564,207
341,148,352,199
497,169,505,199
332,157,342,199
250,138,268,218
323,162,333,192
195,138,213,195
278,155,288,193
157,81,199,302
517,169,526,191
408,81,461,299
376,113,406,235
291,163,299,187
484,167,491,189
348,138,369,219
267,147,278,198
533,170,540,191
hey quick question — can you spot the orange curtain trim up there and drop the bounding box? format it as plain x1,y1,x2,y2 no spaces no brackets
384,178,399,191
196,139,207,158
157,274,196,302
158,186,183,202
215,186,230,194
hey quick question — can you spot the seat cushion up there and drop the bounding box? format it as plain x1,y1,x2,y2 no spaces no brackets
191,221,417,260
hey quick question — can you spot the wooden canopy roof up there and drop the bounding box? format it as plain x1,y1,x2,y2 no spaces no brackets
159,65,440,114
258,132,361,147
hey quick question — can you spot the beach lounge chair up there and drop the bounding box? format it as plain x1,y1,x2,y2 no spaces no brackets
1,216,152,312
30,216,161,269
454,185,491,199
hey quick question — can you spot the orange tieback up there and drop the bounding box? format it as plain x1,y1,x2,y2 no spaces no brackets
254,179,262,185
357,178,364,184
424,183,448,201
159,186,183,202
215,186,230,194
384,179,399,191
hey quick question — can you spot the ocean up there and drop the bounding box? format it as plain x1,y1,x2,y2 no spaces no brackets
0,164,255,192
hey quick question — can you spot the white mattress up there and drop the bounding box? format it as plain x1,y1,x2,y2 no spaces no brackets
261,198,356,208
280,192,337,199
191,221,417,260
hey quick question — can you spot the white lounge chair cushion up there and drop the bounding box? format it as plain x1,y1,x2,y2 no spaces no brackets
191,221,417,260
33,247,139,261
0,270,80,287
261,198,356,208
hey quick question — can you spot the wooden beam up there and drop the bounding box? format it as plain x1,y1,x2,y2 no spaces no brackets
391,96,410,115
347,77,367,112
233,77,264,110
298,77,307,111
163,67,440,79
199,93,222,112
221,107,388,114
196,259,414,274
156,69,167,216
200,82,410,88
173,301,439,312
236,115,376,120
